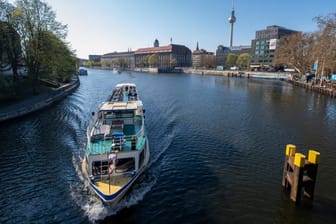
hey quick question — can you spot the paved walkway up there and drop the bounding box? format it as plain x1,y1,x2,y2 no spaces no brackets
0,76,80,123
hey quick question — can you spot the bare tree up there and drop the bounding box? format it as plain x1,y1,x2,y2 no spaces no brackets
273,32,314,76
313,13,336,77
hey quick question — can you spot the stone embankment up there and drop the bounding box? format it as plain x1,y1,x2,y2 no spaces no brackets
182,68,289,78
87,66,336,98
286,79,336,98
183,68,336,97
0,76,80,123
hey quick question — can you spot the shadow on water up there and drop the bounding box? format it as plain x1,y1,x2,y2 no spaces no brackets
275,191,336,224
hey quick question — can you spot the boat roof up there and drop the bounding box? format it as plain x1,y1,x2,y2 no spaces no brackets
116,83,136,88
100,101,139,111
109,83,139,103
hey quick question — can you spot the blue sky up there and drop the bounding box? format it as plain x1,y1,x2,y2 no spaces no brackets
41,0,336,59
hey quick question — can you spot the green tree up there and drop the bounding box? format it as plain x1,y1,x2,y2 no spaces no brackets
0,21,22,77
273,32,314,77
10,0,69,93
101,60,111,68
236,53,250,70
226,53,238,68
117,57,126,68
148,54,159,67
83,60,93,67
37,30,76,82
1,1,22,78
170,57,177,68
142,55,150,67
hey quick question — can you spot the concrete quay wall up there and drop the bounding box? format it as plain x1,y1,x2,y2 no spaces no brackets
286,79,336,98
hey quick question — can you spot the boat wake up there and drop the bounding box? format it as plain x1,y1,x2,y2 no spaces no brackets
71,129,175,223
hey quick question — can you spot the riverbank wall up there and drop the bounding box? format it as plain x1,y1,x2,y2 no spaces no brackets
182,68,336,98
182,68,291,79
0,75,80,123
286,79,336,98
86,66,336,98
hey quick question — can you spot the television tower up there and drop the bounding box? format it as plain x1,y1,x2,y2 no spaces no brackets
228,0,236,48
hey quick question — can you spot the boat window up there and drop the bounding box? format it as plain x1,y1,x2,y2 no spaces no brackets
92,161,108,176
104,112,114,119
115,158,135,173
112,110,134,119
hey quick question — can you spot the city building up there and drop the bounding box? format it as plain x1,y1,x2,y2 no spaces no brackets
250,25,299,69
229,45,251,55
192,42,215,68
88,55,101,62
134,39,191,68
215,45,231,67
215,45,250,69
101,51,135,69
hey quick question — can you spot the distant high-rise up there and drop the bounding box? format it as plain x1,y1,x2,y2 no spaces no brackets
250,25,299,69
228,0,236,48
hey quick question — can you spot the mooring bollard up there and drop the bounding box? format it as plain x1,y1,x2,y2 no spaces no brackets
304,150,320,200
282,144,296,188
282,144,320,205
290,153,305,203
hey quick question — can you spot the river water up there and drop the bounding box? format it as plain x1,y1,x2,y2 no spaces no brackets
1,69,336,223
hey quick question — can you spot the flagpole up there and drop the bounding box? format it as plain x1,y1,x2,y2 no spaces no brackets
108,148,117,195
108,145,110,194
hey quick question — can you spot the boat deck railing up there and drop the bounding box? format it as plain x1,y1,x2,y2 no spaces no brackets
87,124,145,155
109,86,138,102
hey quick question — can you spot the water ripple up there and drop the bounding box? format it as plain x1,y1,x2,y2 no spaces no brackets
2,70,336,223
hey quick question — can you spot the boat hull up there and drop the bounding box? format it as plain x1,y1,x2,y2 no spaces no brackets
83,137,150,205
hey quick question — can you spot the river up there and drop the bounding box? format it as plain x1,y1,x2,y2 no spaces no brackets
1,68,335,223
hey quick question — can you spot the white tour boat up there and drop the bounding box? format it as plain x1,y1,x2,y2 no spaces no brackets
82,83,150,205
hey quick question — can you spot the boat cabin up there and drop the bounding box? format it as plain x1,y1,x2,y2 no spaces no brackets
88,100,145,155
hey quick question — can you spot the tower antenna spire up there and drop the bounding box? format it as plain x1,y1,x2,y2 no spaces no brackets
228,0,236,48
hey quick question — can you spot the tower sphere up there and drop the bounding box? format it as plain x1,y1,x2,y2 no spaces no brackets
228,15,236,23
